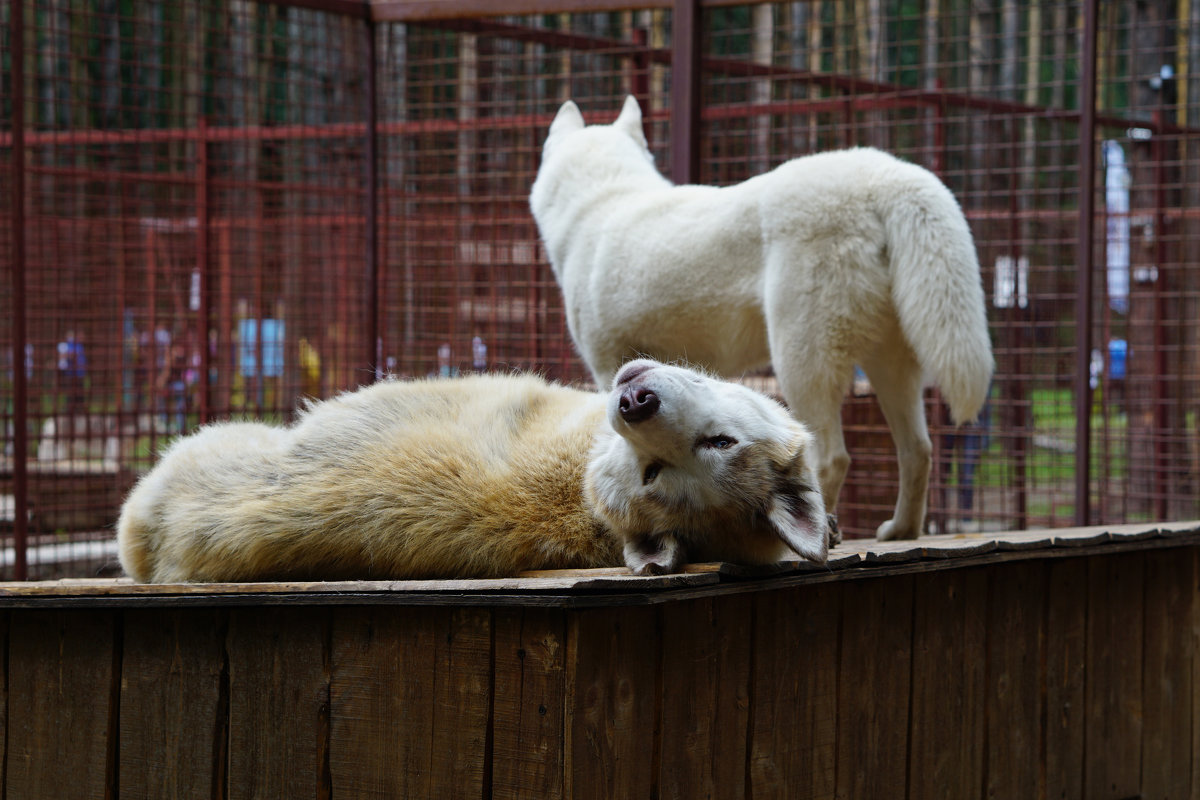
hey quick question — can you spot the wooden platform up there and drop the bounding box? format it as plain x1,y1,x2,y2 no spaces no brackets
1,521,1198,798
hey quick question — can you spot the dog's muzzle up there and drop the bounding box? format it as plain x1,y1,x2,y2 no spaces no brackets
618,385,660,423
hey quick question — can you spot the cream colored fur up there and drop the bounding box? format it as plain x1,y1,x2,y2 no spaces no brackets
530,96,994,540
117,359,831,582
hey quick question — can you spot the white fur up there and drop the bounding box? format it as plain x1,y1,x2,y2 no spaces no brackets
530,96,994,540
117,359,831,582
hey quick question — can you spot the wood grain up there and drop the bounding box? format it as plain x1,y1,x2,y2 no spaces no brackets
834,575,914,798
328,606,492,798
908,568,987,799
1083,552,1145,799
1044,557,1087,800
747,584,839,800
119,609,228,800
1140,548,1194,798
983,561,1047,799
226,607,331,800
565,605,658,800
492,608,567,800
657,595,753,800
5,609,117,799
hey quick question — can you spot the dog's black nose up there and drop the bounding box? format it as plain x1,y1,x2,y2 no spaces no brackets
618,386,660,423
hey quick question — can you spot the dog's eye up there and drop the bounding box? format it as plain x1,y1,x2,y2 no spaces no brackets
643,462,662,485
701,435,737,450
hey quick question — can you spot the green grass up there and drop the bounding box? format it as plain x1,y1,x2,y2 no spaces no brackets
958,387,1130,491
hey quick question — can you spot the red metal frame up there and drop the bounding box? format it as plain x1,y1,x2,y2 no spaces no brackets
4,0,1199,576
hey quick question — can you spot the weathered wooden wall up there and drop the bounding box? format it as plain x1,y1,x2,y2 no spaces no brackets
2,538,1197,799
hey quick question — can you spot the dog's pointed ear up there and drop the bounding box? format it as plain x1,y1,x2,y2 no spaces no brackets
549,100,585,137
614,95,646,144
622,533,683,576
767,491,829,565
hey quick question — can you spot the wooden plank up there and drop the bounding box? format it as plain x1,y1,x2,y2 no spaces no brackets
0,571,720,599
658,595,753,800
429,609,493,795
329,606,432,797
492,608,567,800
834,575,914,797
1051,528,1113,547
0,611,5,796
5,610,117,798
1083,552,1144,799
1193,549,1200,799
747,584,840,800
1140,548,1194,798
119,609,227,800
565,605,658,800
226,607,330,800
328,607,492,798
983,560,1047,800
907,568,987,799
1044,557,1087,800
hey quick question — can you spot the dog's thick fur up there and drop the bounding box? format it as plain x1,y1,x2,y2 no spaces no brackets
530,96,994,540
117,359,831,582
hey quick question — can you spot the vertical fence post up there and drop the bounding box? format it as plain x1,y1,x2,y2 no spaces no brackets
196,116,211,425
670,0,701,185
1073,0,1100,527
365,16,380,382
9,0,29,580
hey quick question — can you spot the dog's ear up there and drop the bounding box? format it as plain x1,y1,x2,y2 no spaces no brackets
549,100,585,137
614,95,647,145
767,489,829,565
622,532,682,576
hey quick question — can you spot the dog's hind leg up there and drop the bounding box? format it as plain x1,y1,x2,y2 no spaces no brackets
861,346,932,541
775,366,852,530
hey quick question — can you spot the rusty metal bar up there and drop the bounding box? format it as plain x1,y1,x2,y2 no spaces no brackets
9,0,29,580
365,18,381,381
196,117,212,426
1152,111,1169,520
1073,0,1100,527
671,0,701,185
370,0,759,22
3,76,1192,155
266,0,370,18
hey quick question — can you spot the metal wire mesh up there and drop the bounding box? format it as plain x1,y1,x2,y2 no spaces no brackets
2,0,1198,577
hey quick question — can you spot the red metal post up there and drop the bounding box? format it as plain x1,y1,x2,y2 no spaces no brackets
1073,0,1100,527
1152,111,1169,520
196,116,211,424
630,27,649,123
9,0,29,580
365,18,381,381
670,0,701,185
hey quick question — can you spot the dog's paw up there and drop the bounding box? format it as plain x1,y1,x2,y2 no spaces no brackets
622,533,683,575
827,513,842,547
876,519,918,541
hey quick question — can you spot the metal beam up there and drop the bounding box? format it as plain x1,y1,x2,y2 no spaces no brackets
1073,0,1100,527
670,0,701,185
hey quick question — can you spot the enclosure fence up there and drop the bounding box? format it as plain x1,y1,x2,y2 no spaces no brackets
3,0,1199,578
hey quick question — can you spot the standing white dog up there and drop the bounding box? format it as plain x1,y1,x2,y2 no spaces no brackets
530,96,993,540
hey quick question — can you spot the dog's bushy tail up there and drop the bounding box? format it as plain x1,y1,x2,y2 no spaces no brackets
116,499,156,582
884,166,994,424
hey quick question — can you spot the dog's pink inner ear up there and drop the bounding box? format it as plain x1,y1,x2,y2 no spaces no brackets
768,495,829,565
623,533,682,576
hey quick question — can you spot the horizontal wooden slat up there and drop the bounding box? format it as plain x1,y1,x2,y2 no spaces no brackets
0,523,1196,609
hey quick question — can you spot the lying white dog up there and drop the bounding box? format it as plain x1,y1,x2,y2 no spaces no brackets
530,96,994,540
117,359,833,582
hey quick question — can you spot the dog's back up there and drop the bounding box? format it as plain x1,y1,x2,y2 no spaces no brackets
117,375,618,582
